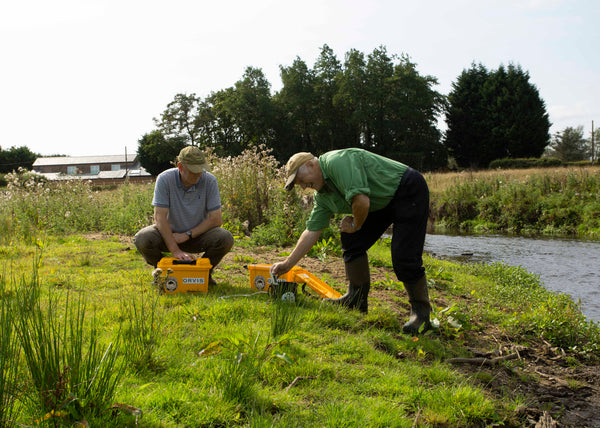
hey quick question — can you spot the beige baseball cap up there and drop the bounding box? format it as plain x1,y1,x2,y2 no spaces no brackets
176,146,210,173
284,152,314,190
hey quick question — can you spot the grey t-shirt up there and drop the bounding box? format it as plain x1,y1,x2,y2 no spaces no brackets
152,168,222,233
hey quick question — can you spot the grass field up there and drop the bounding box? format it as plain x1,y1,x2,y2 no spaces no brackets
1,156,599,426
1,234,599,427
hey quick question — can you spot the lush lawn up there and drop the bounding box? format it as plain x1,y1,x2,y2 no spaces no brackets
1,234,598,427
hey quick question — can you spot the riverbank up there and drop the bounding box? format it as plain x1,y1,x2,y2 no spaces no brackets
426,166,600,239
1,234,599,426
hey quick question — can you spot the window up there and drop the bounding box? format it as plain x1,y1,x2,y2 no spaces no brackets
111,164,120,171
90,165,100,174
67,166,77,175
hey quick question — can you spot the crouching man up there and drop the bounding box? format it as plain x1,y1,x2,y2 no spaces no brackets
133,146,233,285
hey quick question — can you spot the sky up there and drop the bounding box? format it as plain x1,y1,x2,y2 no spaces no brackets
1,0,598,157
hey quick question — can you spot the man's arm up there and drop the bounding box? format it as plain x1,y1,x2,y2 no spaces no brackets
271,229,322,277
155,207,224,261
189,208,223,237
154,206,192,260
340,194,370,233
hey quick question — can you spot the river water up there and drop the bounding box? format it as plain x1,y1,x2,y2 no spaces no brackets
423,233,600,323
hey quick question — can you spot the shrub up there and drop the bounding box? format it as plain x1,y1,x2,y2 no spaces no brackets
489,157,562,169
13,255,123,425
212,145,284,231
0,274,19,426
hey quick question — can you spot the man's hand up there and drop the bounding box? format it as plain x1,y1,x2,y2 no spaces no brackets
172,249,197,262
173,232,190,244
270,229,322,278
271,261,292,278
340,194,369,233
340,215,357,233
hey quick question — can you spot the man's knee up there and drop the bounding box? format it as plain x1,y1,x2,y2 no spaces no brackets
217,228,234,252
134,226,160,249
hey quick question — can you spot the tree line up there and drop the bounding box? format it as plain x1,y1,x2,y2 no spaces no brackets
2,45,597,178
139,45,563,175
141,45,448,175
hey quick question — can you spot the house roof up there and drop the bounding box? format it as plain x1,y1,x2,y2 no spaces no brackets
37,168,151,181
38,170,128,181
33,155,137,167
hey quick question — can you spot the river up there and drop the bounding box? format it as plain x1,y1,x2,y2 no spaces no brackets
423,233,600,323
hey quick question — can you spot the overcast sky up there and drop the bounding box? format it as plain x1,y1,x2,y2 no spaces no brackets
1,0,598,157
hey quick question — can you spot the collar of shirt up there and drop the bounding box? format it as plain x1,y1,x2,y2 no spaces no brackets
176,171,199,192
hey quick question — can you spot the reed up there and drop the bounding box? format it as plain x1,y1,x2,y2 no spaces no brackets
428,166,600,236
13,253,123,426
0,274,19,427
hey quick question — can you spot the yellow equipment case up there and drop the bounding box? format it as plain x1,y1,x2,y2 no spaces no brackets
155,257,212,294
246,264,342,299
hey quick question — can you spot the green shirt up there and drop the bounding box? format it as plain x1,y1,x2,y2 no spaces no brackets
305,148,408,231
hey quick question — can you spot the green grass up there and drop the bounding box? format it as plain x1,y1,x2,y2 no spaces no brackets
1,160,599,426
1,235,597,426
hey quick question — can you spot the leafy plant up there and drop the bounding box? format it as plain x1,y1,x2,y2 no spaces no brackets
202,332,294,405
308,236,342,261
270,289,302,338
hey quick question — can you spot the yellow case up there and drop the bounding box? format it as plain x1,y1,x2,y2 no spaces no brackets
156,257,212,294
247,264,295,292
246,264,342,299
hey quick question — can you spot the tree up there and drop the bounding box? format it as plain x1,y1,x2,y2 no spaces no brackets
444,64,489,168
196,67,276,157
227,67,275,149
547,126,589,162
137,131,187,176
335,48,368,147
445,63,551,168
0,146,38,173
149,45,448,169
335,47,447,170
382,53,447,170
153,93,202,145
311,44,349,153
273,57,317,159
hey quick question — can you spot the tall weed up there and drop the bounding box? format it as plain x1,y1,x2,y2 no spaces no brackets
0,274,19,427
430,167,600,236
120,288,163,372
13,254,123,425
100,182,154,235
203,331,294,405
214,145,284,231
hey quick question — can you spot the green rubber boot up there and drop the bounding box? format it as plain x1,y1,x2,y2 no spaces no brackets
402,275,432,334
326,254,371,313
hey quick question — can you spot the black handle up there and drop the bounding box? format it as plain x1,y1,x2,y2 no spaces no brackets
173,259,197,265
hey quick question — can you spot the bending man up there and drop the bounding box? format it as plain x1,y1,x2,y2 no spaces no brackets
270,148,431,334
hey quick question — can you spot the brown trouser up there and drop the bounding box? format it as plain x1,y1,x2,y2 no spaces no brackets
133,225,234,269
